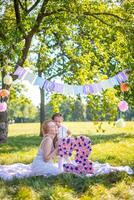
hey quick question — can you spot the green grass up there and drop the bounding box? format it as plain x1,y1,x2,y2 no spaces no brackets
0,122,134,200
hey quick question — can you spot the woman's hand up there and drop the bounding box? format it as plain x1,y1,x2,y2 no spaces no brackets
54,146,58,156
55,141,59,148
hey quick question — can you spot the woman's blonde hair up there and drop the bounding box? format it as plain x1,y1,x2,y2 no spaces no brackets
41,120,53,136
41,119,58,147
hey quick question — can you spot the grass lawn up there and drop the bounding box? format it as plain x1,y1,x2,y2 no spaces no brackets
0,122,134,200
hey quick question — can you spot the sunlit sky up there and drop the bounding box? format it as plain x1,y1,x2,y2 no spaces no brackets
13,79,41,106
14,76,64,107
23,81,41,106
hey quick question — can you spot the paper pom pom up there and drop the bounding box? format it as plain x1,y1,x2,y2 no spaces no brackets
0,102,7,112
3,75,13,85
118,100,128,112
115,118,126,128
120,83,129,92
0,89,10,97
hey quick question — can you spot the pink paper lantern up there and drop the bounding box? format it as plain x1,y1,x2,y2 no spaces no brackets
118,101,128,112
0,102,7,112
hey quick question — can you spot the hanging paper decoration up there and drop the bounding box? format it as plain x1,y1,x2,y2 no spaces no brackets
73,85,83,95
120,83,129,92
116,71,128,83
14,66,129,97
118,100,128,112
33,77,45,88
0,102,7,112
22,71,36,83
43,80,55,92
3,75,13,85
115,118,126,128
53,82,64,94
0,89,10,97
109,77,119,87
14,66,27,79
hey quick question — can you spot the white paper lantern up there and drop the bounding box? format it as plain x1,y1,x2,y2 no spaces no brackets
115,118,126,128
3,75,13,85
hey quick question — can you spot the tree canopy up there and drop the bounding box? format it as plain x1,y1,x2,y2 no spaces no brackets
0,0,133,121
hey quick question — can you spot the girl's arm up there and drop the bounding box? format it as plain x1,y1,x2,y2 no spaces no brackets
67,129,71,136
41,138,58,161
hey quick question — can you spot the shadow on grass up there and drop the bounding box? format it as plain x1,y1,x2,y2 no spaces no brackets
86,133,134,145
0,133,133,153
0,135,41,153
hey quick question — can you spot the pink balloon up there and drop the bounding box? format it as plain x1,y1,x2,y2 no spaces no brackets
118,101,128,112
0,102,7,112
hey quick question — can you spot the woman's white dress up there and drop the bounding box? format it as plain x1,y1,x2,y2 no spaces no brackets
32,137,61,176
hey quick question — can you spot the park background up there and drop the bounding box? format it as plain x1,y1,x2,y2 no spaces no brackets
0,0,134,199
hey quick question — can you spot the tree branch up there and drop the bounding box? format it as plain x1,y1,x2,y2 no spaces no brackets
47,69,66,81
84,12,125,21
13,0,25,35
13,0,21,25
27,0,41,14
25,0,27,12
43,9,125,21
18,0,24,10
91,15,113,27
17,0,49,67
28,0,49,37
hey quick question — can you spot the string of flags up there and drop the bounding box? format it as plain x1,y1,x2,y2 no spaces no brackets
13,66,128,97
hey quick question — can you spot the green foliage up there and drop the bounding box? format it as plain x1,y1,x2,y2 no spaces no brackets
8,84,38,121
0,0,133,121
86,88,119,121
49,94,65,113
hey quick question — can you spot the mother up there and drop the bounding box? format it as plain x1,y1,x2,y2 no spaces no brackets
32,120,61,176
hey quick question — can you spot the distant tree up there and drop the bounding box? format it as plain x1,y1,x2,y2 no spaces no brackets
8,84,38,122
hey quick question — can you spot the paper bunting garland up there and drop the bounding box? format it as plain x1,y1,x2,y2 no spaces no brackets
13,66,129,97
33,77,45,88
14,66,27,79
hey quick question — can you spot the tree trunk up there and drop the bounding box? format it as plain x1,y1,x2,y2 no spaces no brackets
39,88,45,136
0,69,8,143
0,112,8,143
38,68,46,136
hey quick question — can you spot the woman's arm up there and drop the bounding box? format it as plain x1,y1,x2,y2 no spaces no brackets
41,138,58,161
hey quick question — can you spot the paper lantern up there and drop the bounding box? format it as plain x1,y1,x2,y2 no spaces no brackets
118,100,128,112
115,118,126,128
0,89,10,97
120,83,129,92
0,102,7,112
3,75,13,85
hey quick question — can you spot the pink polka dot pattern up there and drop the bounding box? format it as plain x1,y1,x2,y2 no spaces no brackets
58,136,93,175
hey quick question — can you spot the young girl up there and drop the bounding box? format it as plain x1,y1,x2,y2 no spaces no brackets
52,113,71,139
52,113,71,171
32,120,61,176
